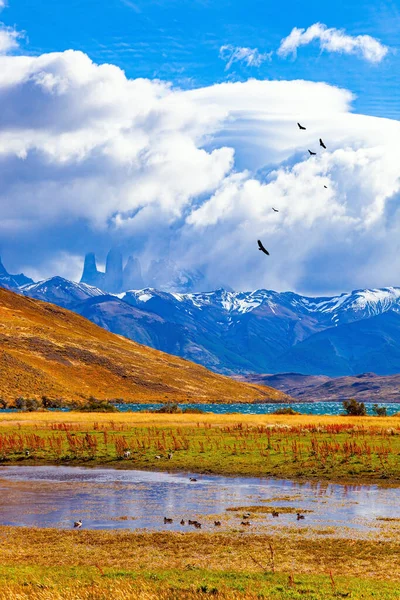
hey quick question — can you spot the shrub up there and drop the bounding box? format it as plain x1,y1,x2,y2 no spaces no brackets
154,402,182,414
273,407,301,415
15,397,41,412
77,397,118,413
41,396,67,409
0,399,8,409
342,398,366,416
372,404,388,417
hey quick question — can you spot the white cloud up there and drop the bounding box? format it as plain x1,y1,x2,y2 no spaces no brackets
0,47,400,294
0,24,20,54
0,2,6,11
219,45,271,70
278,23,389,63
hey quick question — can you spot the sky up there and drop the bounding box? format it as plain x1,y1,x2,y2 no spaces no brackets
1,0,400,294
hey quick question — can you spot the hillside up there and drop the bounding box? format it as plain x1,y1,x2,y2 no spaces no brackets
273,311,400,376
0,287,289,404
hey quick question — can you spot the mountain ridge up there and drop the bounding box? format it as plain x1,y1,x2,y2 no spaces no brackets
10,274,400,377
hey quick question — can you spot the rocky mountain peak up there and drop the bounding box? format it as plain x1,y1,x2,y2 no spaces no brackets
0,257,33,289
104,248,123,293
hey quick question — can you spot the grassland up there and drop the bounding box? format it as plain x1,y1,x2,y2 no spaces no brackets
1,411,400,483
1,413,400,598
0,287,287,403
0,527,399,599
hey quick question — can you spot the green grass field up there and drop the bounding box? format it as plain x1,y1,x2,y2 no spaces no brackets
0,411,400,483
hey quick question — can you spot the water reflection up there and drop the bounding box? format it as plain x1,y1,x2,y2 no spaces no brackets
0,466,398,534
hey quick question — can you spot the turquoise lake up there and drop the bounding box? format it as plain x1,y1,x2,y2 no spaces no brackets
115,401,400,415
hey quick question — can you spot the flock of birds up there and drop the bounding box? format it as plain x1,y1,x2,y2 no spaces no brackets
74,510,306,530
257,121,327,257
161,510,305,530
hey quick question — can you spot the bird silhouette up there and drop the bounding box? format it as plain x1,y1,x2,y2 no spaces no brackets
324,185,328,189
257,240,270,256
297,122,306,130
308,150,316,156
319,138,326,149
272,207,279,212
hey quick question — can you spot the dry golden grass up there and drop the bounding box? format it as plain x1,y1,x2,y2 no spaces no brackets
1,410,400,429
0,527,398,579
0,288,288,404
0,527,399,599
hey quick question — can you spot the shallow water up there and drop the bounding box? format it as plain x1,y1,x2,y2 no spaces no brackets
0,466,399,536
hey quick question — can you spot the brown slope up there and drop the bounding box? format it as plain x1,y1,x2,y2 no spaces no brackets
0,288,290,404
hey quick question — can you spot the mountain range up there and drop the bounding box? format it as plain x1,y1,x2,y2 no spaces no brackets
5,265,400,377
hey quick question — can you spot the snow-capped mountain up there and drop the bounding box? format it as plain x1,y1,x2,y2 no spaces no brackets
17,276,400,376
123,286,400,324
21,277,104,309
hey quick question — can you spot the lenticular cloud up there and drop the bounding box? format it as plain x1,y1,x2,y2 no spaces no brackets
0,47,400,294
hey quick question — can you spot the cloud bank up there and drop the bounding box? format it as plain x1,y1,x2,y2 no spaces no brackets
219,45,271,70
278,23,389,63
0,44,399,294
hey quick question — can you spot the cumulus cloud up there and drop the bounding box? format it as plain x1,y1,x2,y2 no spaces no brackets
0,45,400,294
219,45,271,70
278,23,389,63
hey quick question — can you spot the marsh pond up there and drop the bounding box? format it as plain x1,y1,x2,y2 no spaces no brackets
0,466,399,538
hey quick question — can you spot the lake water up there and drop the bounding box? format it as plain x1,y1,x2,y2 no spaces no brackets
1,401,399,416
115,402,400,416
0,466,399,537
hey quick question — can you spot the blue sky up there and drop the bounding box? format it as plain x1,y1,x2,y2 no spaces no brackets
1,0,400,294
6,0,400,117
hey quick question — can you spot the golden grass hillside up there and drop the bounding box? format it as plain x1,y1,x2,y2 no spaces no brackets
0,287,290,404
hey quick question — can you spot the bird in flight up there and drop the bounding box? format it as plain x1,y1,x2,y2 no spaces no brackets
74,520,82,529
324,185,328,189
297,122,306,130
319,138,327,149
272,207,279,212
257,240,270,256
308,149,316,156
